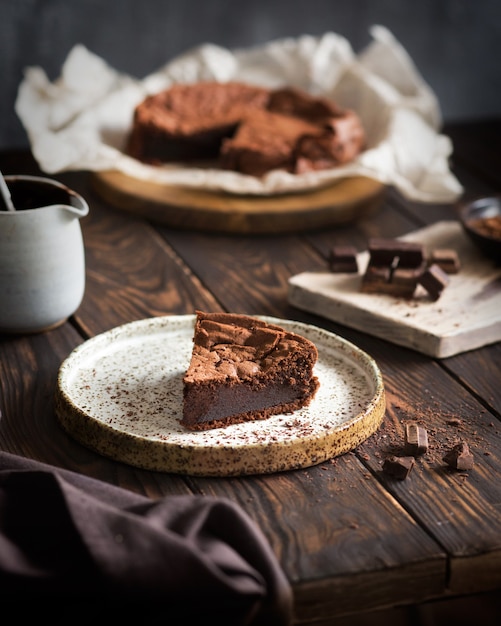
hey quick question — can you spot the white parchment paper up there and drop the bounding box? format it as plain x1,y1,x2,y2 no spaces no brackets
15,25,463,202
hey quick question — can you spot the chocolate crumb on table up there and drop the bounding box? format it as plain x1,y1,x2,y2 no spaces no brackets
382,455,415,480
443,441,474,470
405,422,429,455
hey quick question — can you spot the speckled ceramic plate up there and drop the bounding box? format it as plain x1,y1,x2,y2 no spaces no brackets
55,314,385,476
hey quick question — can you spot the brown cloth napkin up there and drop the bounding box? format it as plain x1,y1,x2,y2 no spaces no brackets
0,451,293,624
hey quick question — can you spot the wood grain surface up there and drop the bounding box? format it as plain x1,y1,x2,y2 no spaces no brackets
1,120,501,624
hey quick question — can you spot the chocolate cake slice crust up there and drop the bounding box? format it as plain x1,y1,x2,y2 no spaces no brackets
182,311,320,430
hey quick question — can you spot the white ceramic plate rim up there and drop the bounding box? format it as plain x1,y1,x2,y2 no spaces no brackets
55,314,385,474
58,315,383,447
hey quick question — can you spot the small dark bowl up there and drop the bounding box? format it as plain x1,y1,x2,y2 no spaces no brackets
458,196,501,264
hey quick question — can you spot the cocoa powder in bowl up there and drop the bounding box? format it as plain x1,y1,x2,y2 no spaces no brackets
458,196,501,264
468,214,501,239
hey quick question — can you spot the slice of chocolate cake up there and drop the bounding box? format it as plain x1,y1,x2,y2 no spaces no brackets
181,311,320,431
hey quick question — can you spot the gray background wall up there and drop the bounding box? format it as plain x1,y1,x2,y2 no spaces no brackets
1,0,500,151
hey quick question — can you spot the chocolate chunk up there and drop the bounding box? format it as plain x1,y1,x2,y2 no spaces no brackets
405,422,429,455
443,442,474,470
361,263,422,297
360,265,391,293
329,245,358,273
382,455,415,480
418,263,450,300
368,238,425,268
428,248,460,274
390,266,424,298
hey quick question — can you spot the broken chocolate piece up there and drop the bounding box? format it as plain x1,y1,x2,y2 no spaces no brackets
428,248,460,274
329,245,358,273
360,263,423,298
357,236,460,300
360,264,391,293
390,266,424,298
360,238,428,297
382,455,415,480
405,422,429,455
443,442,474,470
418,263,450,300
368,238,424,268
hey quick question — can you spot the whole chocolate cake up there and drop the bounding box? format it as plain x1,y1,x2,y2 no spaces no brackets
126,82,269,163
181,311,320,430
126,82,365,176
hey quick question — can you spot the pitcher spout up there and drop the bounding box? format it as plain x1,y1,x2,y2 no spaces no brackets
62,192,89,219
3,174,89,218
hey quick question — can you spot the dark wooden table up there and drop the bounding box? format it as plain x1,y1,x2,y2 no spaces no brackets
1,119,501,625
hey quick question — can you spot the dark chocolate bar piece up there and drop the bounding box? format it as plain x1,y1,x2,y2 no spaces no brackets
443,441,474,470
390,266,424,298
360,263,422,298
360,265,391,294
418,263,450,300
368,238,424,268
329,245,358,273
428,248,460,274
382,455,415,480
405,422,429,455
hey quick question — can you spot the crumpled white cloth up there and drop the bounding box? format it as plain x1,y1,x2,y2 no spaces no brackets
15,25,463,203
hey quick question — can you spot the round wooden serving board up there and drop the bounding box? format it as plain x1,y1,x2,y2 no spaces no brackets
54,315,385,476
91,171,385,234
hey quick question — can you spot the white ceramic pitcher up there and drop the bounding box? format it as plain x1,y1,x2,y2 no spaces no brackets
0,175,89,333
